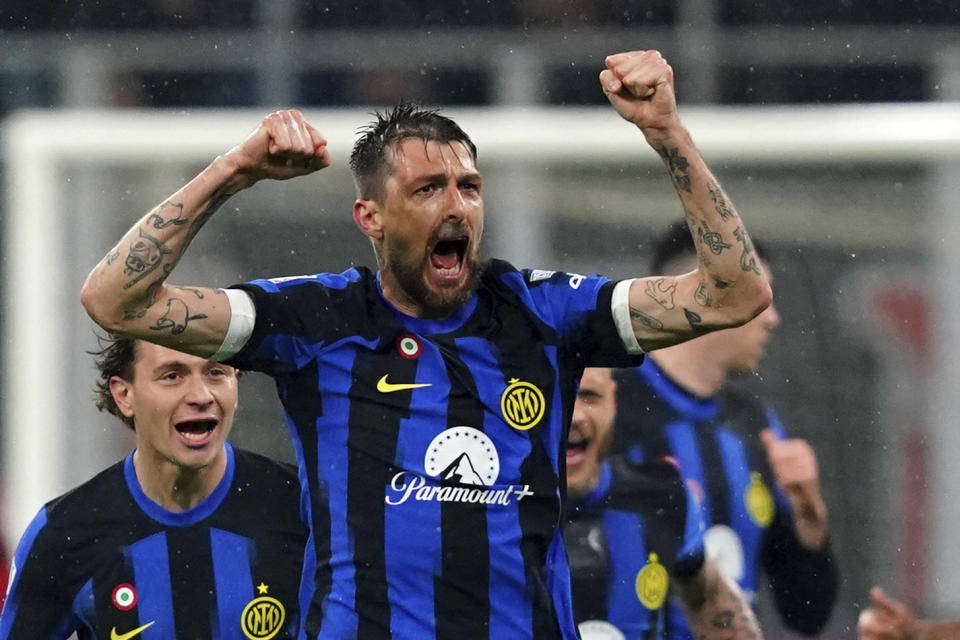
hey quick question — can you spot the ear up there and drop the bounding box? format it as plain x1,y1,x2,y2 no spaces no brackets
353,199,384,242
109,376,136,419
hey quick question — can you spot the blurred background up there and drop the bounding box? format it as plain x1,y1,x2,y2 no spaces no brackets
3,1,960,638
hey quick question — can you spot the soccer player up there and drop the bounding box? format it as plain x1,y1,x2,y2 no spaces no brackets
566,367,762,640
80,49,772,638
0,338,307,639
612,220,838,639
857,587,960,640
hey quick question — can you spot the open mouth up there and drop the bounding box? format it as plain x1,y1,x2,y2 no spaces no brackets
429,237,468,277
566,433,589,465
174,418,218,444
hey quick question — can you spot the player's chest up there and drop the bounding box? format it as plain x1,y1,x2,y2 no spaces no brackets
73,527,298,640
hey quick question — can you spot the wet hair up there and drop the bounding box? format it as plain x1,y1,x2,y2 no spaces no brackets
349,102,478,200
649,219,768,275
90,334,139,430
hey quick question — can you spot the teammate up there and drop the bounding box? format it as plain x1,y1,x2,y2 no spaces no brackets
80,49,772,638
612,220,837,638
566,367,761,640
0,338,307,639
857,587,960,640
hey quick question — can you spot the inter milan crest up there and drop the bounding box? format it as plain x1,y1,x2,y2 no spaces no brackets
396,333,422,359
744,472,775,528
635,552,669,610
500,378,545,430
111,583,138,611
241,583,286,640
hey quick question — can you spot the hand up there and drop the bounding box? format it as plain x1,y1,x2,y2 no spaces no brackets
760,428,829,549
857,587,923,640
599,50,682,133
222,109,331,190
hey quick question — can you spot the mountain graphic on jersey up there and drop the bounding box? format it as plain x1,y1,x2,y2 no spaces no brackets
440,453,486,486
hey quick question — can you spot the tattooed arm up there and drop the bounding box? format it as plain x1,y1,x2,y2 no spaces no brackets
674,558,763,640
81,110,330,357
599,50,772,351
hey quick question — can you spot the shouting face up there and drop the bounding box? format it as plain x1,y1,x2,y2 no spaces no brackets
355,137,484,318
567,368,618,499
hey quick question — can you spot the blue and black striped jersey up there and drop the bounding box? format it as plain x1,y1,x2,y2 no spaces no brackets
565,457,705,640
227,259,643,640
612,358,837,639
0,444,307,640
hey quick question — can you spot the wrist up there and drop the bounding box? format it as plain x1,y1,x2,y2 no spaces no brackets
210,151,255,194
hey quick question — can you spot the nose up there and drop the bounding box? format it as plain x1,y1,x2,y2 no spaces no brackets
184,376,215,406
571,398,588,427
765,300,781,329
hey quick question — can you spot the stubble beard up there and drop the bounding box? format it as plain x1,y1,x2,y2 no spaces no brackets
389,246,482,318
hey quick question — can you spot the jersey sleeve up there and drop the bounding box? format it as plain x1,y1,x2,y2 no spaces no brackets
518,269,644,369
761,508,838,635
0,508,79,639
225,270,364,375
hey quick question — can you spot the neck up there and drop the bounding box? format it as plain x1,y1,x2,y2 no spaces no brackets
132,448,227,512
650,345,728,398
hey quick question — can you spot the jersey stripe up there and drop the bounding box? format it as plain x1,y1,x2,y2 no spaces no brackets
434,335,490,640
211,529,255,637
129,534,175,633
348,345,417,638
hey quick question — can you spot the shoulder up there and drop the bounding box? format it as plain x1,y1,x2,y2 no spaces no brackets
720,384,774,436
607,456,688,512
231,448,301,500
44,461,127,526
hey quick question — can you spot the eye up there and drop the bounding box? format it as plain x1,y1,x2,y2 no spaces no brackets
161,371,181,382
460,181,480,192
415,183,436,195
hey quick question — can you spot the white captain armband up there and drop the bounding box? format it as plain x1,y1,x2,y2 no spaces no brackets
211,289,256,361
611,279,644,355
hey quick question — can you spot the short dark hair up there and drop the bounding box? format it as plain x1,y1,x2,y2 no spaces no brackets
90,334,139,430
649,219,769,275
349,102,478,200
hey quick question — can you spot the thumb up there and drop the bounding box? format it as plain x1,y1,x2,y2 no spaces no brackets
760,428,778,453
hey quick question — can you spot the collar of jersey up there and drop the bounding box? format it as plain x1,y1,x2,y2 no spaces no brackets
638,358,719,421
569,460,613,511
375,271,478,334
123,443,236,526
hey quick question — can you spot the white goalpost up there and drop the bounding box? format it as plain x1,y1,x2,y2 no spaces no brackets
4,103,960,614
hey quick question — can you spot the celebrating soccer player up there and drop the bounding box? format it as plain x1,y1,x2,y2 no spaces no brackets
81,49,771,638
0,338,307,638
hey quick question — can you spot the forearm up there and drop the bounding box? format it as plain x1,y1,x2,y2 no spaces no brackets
675,560,763,640
645,124,770,325
81,155,243,334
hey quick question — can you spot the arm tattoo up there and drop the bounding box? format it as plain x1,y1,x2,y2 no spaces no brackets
146,201,188,229
122,265,172,320
182,191,232,248
123,228,173,289
707,179,738,222
733,226,761,275
105,249,120,265
654,144,692,193
697,221,732,256
645,278,677,310
684,308,708,334
630,306,664,330
148,298,208,335
695,281,713,307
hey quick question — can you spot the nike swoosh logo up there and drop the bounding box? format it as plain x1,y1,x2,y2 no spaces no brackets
377,375,432,393
111,621,155,640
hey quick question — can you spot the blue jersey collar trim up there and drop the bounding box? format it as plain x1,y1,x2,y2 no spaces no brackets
375,271,478,334
123,442,235,526
638,358,719,421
